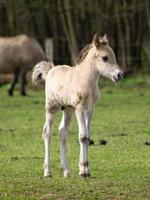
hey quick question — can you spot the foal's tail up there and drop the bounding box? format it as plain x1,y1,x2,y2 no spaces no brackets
32,61,54,85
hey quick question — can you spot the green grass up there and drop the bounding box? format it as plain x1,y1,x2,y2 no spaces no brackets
0,78,150,200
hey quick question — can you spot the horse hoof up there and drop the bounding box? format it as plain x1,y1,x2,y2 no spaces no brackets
8,90,13,96
44,172,51,177
21,92,27,96
63,170,70,177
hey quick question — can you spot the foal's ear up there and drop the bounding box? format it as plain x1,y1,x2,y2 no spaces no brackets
93,33,100,49
99,34,109,44
93,33,109,49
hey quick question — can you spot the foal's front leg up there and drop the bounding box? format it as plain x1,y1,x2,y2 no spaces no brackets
75,107,91,177
42,111,54,177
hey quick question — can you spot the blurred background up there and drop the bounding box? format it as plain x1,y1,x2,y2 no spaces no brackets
0,0,150,81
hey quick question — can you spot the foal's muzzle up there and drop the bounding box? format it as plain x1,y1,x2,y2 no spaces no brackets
113,72,124,81
117,72,124,80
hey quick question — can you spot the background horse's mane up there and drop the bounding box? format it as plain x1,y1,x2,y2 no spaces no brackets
76,44,92,65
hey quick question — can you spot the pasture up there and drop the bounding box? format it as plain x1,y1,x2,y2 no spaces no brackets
0,77,150,200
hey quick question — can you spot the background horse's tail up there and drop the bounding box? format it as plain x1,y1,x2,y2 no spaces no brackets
32,61,54,85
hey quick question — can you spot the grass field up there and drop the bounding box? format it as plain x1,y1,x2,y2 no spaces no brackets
0,77,150,200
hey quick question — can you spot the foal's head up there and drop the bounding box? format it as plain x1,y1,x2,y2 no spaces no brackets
92,33,123,81
76,33,123,82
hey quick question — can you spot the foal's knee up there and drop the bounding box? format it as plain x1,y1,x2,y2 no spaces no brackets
42,124,50,140
79,135,90,144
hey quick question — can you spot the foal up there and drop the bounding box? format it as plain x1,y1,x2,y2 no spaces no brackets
32,34,123,177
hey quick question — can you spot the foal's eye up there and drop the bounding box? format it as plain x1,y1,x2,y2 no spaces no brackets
102,56,108,62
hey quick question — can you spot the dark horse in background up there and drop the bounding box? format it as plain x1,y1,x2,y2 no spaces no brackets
0,35,46,96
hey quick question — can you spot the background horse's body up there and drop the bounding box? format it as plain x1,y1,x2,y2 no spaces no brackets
0,35,46,95
32,34,123,177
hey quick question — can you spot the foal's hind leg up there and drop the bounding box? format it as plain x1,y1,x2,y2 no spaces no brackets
59,108,73,177
43,110,54,177
8,70,19,96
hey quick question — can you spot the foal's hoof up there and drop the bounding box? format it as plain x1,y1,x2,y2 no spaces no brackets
44,172,51,177
63,170,70,177
80,173,91,178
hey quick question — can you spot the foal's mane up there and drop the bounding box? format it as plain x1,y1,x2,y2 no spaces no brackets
76,44,92,65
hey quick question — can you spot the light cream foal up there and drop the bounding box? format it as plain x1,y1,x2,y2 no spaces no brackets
32,33,123,177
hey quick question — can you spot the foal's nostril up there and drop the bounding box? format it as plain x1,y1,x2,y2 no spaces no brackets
117,72,123,80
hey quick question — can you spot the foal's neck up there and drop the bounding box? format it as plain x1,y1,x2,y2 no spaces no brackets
76,56,100,86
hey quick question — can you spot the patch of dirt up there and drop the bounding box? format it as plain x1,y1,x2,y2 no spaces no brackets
0,128,15,133
89,139,95,146
32,100,40,104
139,93,144,97
0,144,6,150
0,192,4,198
103,194,125,200
10,156,43,161
40,193,64,200
106,90,113,94
111,132,128,137
10,156,18,161
144,141,150,146
99,139,108,145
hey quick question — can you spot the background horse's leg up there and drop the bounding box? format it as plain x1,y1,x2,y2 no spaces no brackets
42,110,54,177
59,108,73,177
8,69,19,96
19,71,27,96
75,107,91,177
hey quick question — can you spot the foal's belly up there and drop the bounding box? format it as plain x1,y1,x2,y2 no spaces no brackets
47,88,79,108
46,66,78,108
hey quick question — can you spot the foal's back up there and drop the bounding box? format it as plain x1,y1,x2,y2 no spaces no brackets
46,65,74,93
